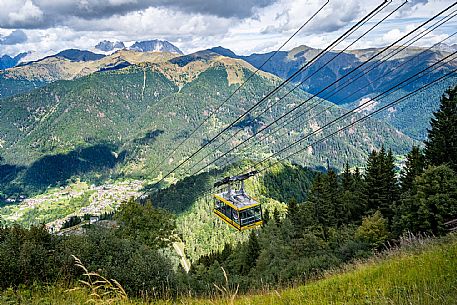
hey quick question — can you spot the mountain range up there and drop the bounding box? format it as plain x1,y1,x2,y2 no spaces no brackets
208,44,457,140
0,48,416,196
0,52,28,70
1,40,456,197
94,39,183,54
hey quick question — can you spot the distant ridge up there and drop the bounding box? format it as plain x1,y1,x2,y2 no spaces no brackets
55,49,105,62
129,40,183,54
0,52,28,70
95,40,125,52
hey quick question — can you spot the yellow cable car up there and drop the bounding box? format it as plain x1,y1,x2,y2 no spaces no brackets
213,171,263,231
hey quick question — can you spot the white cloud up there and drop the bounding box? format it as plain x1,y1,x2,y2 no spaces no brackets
0,0,456,57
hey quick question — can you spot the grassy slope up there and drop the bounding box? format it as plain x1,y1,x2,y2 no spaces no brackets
2,235,455,305
224,239,457,305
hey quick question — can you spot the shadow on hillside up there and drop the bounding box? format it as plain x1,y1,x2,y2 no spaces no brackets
133,129,164,145
0,163,27,198
0,163,26,185
147,169,222,214
23,144,126,190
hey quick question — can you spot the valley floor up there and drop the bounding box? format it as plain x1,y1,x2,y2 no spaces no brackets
1,234,456,305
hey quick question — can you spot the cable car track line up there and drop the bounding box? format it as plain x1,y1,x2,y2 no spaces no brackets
149,0,331,175
197,50,457,176
247,55,457,173
195,68,457,199
256,69,457,174
248,18,457,154
189,3,457,176
155,1,390,184
184,0,406,175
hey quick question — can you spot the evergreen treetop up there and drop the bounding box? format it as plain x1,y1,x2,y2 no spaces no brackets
424,86,457,172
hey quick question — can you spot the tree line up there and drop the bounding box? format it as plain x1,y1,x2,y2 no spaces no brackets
183,85,457,293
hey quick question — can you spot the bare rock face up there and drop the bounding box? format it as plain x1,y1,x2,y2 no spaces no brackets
95,40,125,52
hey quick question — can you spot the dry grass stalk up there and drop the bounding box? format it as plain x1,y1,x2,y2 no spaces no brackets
213,267,239,305
67,255,128,304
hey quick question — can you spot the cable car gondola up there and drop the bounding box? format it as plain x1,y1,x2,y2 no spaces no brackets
213,171,262,231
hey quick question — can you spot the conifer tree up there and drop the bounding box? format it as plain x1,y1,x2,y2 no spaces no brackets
424,86,457,172
286,197,302,231
241,231,260,274
394,165,457,235
351,167,367,221
400,146,425,192
273,208,281,225
323,169,340,226
365,149,382,213
383,149,400,220
306,173,326,227
341,162,353,192
263,209,270,226
306,170,340,235
364,147,398,222
339,163,366,224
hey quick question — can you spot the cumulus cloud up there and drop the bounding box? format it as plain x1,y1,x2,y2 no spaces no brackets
0,0,276,29
0,30,28,45
0,0,457,58
2,0,44,28
397,0,429,17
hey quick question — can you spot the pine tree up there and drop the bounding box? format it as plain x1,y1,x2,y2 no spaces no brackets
306,170,340,238
394,165,457,236
323,169,340,226
365,149,383,213
306,173,326,227
383,149,400,221
241,231,260,274
351,167,367,221
400,146,425,192
286,197,301,231
263,209,270,226
424,86,457,172
338,162,359,223
273,208,281,225
364,147,399,222
341,162,353,192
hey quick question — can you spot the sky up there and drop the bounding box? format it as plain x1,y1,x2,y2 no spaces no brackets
0,0,456,60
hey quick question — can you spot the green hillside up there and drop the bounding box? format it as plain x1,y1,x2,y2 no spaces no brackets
342,76,457,140
0,55,415,197
184,235,457,305
210,46,457,141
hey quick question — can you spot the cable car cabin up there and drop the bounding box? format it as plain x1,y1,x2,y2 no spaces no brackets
213,171,263,231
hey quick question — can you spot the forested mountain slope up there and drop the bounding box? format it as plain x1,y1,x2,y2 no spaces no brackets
0,52,415,196
209,45,457,140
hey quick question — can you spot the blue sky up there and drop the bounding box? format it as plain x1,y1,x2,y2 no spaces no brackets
0,0,456,60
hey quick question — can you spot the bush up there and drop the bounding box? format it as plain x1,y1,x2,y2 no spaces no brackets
355,211,389,249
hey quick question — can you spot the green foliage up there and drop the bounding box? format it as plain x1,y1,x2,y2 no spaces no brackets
240,231,260,275
0,225,58,288
259,163,315,203
424,85,457,172
394,165,457,236
115,198,176,249
364,147,399,222
400,146,425,192
0,212,178,297
355,211,389,249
